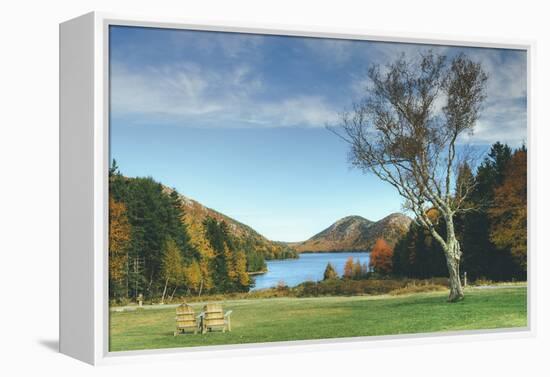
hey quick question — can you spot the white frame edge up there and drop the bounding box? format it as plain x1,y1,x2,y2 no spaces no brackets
60,12,96,364
59,11,536,366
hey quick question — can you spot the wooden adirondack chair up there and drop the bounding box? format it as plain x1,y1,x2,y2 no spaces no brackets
198,303,232,334
174,303,198,335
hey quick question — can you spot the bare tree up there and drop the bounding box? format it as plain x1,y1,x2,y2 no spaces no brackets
332,52,487,302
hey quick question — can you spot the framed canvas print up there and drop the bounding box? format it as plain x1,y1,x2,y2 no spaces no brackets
59,12,533,365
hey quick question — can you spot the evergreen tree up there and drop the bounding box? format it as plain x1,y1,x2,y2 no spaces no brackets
489,148,527,277
233,250,250,290
108,165,194,300
203,217,251,293
323,262,338,280
391,219,447,278
462,142,514,281
109,196,131,301
391,143,527,282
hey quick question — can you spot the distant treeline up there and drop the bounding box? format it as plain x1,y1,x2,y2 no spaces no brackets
109,163,275,302
389,142,527,281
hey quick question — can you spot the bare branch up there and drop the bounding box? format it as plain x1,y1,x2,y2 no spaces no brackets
331,50,488,251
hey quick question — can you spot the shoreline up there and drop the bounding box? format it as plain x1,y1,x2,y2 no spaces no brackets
298,250,371,254
248,269,268,276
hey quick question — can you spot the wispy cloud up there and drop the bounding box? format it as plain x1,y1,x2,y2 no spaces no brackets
111,61,338,128
168,29,266,59
328,43,527,146
111,28,527,145
111,62,226,116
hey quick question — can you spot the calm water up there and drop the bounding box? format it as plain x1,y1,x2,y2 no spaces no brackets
252,252,370,290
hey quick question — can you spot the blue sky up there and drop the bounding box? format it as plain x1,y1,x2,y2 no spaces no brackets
109,26,527,242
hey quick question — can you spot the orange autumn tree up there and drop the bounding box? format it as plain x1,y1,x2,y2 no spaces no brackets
343,256,354,279
109,196,131,297
369,238,393,274
489,148,527,273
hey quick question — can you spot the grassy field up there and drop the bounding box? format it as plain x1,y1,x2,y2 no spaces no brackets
109,286,527,352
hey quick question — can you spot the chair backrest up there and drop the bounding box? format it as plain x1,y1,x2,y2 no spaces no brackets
203,303,225,327
176,303,196,328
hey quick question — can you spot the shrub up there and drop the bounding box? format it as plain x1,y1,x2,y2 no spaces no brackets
294,277,448,297
389,283,447,296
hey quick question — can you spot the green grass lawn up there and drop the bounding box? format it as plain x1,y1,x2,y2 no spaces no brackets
109,286,527,352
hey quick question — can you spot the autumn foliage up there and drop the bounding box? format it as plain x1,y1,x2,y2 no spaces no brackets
160,238,185,303
343,257,354,279
109,197,131,285
369,238,393,274
489,149,527,272
323,262,338,280
108,161,259,303
343,257,368,279
392,143,527,282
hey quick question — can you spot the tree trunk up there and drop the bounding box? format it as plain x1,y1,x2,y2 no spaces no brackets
198,278,204,297
161,278,168,304
169,286,177,302
445,237,464,302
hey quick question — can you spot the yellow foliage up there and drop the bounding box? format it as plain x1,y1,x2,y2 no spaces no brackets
234,251,250,286
489,150,527,272
343,256,354,279
185,215,215,259
109,197,131,283
162,238,185,286
199,259,214,291
182,260,202,292
224,242,237,281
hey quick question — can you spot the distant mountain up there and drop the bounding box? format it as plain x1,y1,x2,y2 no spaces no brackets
288,213,412,253
163,187,297,260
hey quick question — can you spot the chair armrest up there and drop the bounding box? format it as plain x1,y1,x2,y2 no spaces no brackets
224,310,233,317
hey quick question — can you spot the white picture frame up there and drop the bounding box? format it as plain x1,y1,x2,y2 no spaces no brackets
59,11,535,365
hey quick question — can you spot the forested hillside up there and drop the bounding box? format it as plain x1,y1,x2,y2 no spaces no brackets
166,187,297,261
108,162,296,302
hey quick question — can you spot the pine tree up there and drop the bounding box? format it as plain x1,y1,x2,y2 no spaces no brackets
489,148,527,276
109,196,131,300
389,143,526,282
233,250,250,290
462,142,514,281
323,262,338,280
109,167,194,300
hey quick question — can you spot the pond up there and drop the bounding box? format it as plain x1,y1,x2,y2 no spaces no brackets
252,252,371,290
